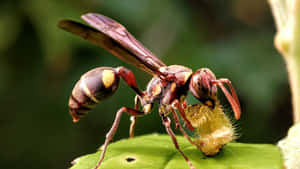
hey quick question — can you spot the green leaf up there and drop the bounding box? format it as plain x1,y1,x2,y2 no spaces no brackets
70,134,283,169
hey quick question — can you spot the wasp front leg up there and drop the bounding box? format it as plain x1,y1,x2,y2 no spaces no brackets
171,99,194,131
170,108,196,146
161,115,196,169
170,99,197,147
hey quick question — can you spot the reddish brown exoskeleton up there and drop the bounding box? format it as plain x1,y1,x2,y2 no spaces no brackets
59,13,241,169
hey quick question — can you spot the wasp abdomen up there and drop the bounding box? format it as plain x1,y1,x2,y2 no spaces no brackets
69,67,120,122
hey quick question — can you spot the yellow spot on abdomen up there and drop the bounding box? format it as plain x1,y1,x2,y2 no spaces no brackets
102,70,115,88
80,80,100,103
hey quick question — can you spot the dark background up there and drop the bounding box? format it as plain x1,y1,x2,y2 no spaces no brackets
0,0,293,169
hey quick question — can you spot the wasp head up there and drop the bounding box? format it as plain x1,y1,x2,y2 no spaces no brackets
189,68,218,108
189,68,241,120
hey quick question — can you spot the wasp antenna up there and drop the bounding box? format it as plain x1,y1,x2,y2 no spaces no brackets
212,79,241,120
218,78,241,109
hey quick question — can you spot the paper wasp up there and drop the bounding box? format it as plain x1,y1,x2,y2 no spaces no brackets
59,13,241,169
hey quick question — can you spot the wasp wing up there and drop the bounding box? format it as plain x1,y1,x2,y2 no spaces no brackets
58,13,166,75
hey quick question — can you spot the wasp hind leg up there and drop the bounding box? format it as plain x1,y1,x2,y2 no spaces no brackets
115,66,146,139
94,107,145,169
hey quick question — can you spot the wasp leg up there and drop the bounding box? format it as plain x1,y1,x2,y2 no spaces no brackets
129,95,142,138
211,78,241,120
170,109,196,146
172,99,194,131
182,99,187,109
129,116,136,138
115,66,145,138
94,107,145,169
161,115,196,169
170,108,180,129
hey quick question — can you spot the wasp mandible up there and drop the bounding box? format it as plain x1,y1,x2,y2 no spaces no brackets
59,13,241,169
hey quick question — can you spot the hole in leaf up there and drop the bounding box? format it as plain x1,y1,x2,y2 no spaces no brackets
125,157,136,163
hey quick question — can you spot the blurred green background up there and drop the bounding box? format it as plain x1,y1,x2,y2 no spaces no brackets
0,0,293,169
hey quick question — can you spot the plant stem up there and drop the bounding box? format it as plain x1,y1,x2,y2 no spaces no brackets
289,0,300,123
269,0,300,123
268,0,287,31
285,46,300,123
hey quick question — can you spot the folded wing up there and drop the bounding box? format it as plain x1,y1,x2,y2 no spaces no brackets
58,13,166,75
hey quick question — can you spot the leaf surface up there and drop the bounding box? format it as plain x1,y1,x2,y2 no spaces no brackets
70,134,283,169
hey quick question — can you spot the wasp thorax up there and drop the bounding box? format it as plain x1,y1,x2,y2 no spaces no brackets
69,67,120,122
189,68,217,108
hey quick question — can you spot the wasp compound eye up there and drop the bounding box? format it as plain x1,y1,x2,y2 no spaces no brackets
68,67,120,122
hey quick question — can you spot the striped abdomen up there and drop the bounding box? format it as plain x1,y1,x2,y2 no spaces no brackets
69,67,120,122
